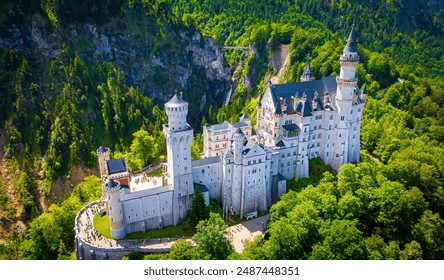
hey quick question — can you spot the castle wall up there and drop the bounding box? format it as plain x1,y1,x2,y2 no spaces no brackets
192,162,223,201
121,189,174,233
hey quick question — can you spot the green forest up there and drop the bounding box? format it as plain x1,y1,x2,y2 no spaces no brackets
0,0,443,260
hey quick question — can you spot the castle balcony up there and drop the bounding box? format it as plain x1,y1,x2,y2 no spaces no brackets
336,77,358,87
339,55,359,66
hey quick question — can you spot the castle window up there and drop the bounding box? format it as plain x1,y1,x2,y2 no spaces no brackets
339,134,342,137
318,133,321,138
330,115,333,120
341,116,345,121
110,207,112,210
358,108,361,112
351,110,353,114
202,169,204,174
327,152,329,157
328,135,330,139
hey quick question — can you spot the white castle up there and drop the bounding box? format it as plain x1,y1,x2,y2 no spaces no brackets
96,26,365,239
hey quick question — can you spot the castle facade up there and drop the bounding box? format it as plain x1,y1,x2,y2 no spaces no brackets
95,26,365,239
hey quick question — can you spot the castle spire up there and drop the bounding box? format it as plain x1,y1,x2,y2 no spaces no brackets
343,24,358,54
300,54,312,82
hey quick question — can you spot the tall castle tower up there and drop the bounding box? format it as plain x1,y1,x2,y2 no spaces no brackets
333,25,359,170
231,128,244,217
163,93,194,225
97,146,110,197
104,179,125,239
97,146,110,179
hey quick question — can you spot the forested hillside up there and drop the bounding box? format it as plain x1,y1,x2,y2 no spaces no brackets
1,0,443,260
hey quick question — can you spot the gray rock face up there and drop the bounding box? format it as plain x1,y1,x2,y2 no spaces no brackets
0,11,231,109
186,33,231,82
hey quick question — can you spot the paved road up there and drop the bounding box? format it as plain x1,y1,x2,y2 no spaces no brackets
226,214,269,253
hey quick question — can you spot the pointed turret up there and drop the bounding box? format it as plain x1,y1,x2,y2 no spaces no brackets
300,55,313,82
360,84,367,102
343,24,358,54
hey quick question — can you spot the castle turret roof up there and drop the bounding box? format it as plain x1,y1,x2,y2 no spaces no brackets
239,113,250,122
233,127,244,136
166,93,186,106
344,25,358,53
301,56,312,82
97,145,109,154
106,178,119,189
361,84,367,95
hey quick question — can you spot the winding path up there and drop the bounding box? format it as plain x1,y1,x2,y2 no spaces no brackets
75,201,269,256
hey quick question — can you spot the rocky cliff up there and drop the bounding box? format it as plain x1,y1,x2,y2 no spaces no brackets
0,6,231,109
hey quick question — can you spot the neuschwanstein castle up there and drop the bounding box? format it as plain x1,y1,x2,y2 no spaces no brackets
96,26,366,239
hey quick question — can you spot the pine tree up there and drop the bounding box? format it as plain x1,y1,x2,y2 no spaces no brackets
189,189,209,227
